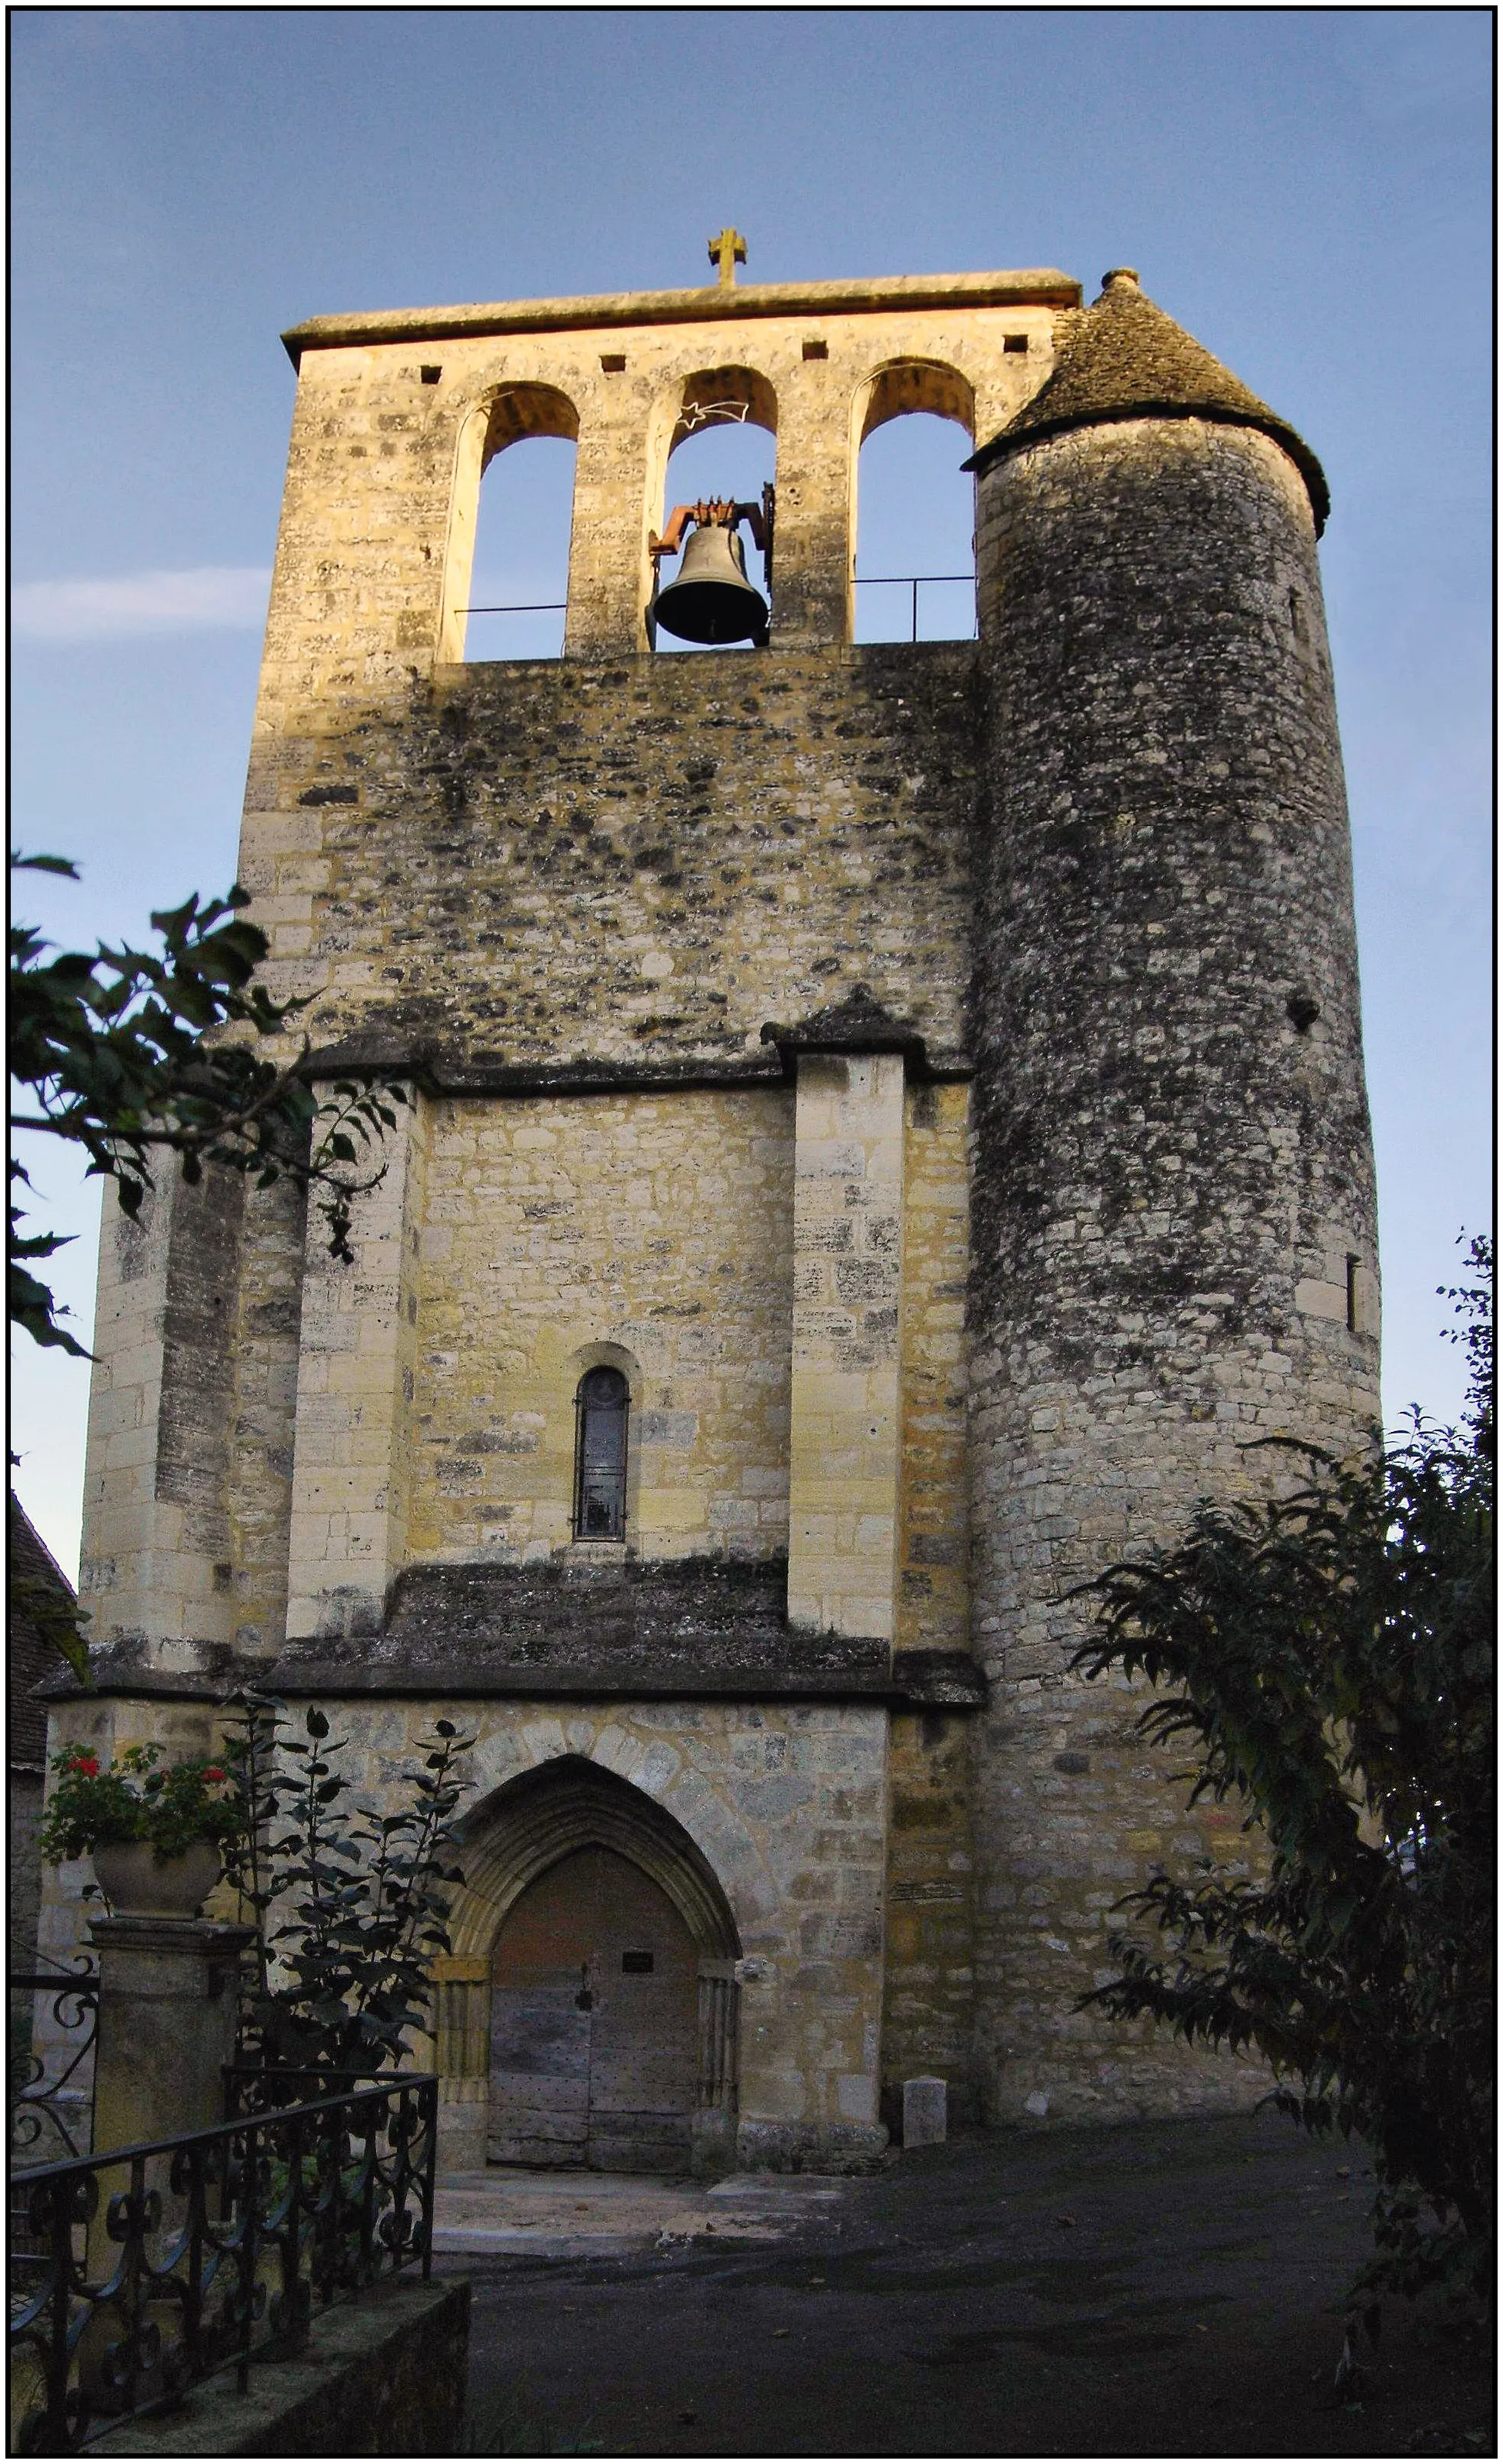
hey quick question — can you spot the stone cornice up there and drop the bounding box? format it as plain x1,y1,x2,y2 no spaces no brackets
296,1038,973,1095
282,269,1081,366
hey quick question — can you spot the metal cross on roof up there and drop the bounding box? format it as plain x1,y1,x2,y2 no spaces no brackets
708,228,748,288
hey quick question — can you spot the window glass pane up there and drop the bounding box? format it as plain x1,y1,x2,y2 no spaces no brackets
576,1369,628,1537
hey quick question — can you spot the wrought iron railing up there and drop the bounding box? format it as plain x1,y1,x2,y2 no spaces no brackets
9,2073,437,2455
10,1966,98,2167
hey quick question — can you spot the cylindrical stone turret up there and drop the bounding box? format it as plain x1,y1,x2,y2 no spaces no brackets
964,271,1380,2122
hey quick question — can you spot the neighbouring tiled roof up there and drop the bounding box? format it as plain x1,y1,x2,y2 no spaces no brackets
967,268,1329,533
8,1494,76,1768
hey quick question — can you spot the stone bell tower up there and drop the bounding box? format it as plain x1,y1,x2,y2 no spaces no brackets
55,250,1378,2153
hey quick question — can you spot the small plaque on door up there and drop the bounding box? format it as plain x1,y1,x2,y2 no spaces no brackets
621,1951,654,1974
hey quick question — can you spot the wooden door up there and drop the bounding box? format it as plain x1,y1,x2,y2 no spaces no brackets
488,1847,698,2172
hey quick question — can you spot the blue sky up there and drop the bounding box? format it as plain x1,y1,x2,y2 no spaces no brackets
11,7,1492,1572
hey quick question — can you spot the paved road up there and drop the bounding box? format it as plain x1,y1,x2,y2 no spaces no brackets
444,2112,1491,2457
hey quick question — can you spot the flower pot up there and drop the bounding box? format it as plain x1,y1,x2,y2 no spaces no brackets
92,1839,224,1918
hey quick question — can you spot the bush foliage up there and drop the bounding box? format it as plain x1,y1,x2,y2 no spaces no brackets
9,850,401,1359
222,1693,475,2074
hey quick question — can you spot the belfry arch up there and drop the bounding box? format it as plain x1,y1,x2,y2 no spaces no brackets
435,1756,741,2174
855,356,975,447
848,358,976,642
441,381,581,661
642,365,778,648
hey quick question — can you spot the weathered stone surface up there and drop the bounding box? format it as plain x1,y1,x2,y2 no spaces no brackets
55,262,1378,2152
902,2074,948,2146
966,399,1378,2120
83,1913,254,2278
241,645,981,1075
89,2278,469,2457
275,1555,884,1695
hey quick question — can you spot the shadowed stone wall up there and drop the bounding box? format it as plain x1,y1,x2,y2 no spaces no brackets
238,645,979,1072
965,413,1380,2122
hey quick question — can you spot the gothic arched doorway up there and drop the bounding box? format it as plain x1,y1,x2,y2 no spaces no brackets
446,1756,742,2176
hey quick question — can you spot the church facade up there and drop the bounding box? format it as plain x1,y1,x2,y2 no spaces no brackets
44,258,1380,2171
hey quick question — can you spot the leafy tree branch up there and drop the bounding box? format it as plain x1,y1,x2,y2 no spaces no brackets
1071,1235,1493,2319
10,851,404,1355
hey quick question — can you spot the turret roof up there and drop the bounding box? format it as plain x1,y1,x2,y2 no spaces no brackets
966,270,1329,533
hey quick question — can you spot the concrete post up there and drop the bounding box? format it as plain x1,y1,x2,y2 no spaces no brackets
86,1916,253,2270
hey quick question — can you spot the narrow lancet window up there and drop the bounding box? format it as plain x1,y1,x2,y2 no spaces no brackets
575,1367,629,1539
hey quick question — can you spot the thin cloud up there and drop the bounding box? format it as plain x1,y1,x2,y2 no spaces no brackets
12,565,272,641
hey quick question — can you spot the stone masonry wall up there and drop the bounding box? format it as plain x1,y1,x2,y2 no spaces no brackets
897,1080,971,1659
411,1088,795,1564
237,646,978,1075
80,1173,243,1662
878,1080,978,2113
159,1694,885,2169
260,280,1061,692
965,415,1380,2123
227,1175,308,1658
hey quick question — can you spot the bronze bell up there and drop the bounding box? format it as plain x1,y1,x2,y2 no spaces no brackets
652,518,769,646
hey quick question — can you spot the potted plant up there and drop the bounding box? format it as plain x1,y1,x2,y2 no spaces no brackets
40,1743,247,1917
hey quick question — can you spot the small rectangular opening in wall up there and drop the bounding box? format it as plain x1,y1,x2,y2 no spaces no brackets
622,1951,654,1974
802,338,828,360
600,352,627,372
1003,334,1028,354
420,365,442,385
1346,1254,1360,1333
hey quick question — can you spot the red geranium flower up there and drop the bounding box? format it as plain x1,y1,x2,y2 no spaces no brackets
204,1766,225,1783
68,1755,100,1777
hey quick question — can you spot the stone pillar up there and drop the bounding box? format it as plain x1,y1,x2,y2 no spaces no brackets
86,1915,253,2270
787,1053,905,1640
285,1087,428,1643
768,391,853,648
565,403,655,658
432,1953,490,2177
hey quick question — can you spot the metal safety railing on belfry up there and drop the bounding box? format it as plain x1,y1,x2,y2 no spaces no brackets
852,573,977,641
457,583,977,643
9,2072,438,2455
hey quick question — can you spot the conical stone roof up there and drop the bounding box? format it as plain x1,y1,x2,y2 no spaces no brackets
967,269,1329,532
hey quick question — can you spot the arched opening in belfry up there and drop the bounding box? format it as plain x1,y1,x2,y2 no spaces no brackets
652,367,776,655
851,362,976,644
439,1756,741,2175
462,384,579,662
